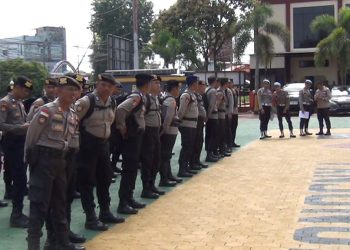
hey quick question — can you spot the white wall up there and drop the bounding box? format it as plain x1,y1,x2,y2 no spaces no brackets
270,4,287,53
250,55,285,69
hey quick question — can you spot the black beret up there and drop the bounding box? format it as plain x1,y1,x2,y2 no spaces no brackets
14,76,33,90
44,77,58,86
186,75,199,86
58,76,80,89
65,73,86,85
98,73,117,85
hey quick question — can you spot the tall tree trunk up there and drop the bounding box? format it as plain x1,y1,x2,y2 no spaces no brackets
254,27,260,91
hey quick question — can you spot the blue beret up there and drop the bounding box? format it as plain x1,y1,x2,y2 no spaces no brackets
186,75,199,86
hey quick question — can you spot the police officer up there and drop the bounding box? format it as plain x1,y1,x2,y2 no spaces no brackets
27,77,58,121
257,79,273,139
191,80,208,170
159,80,182,187
140,75,164,199
204,76,219,162
76,73,124,231
0,76,32,228
225,81,234,151
116,73,152,214
178,75,199,177
25,76,84,250
217,78,231,157
314,82,332,135
272,82,296,138
229,82,240,147
299,79,314,136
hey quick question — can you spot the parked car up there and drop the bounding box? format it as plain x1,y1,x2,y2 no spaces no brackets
283,83,305,111
329,86,350,114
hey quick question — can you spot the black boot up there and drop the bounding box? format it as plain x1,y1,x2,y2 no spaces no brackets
197,161,209,168
325,130,331,136
159,178,177,187
85,210,108,231
205,152,218,162
43,230,56,250
141,189,159,199
99,208,125,224
167,163,183,183
0,200,8,207
10,207,29,228
56,242,86,250
128,198,146,209
68,231,86,244
316,131,324,135
152,185,166,195
117,200,138,215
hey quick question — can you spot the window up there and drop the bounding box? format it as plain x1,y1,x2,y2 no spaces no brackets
299,59,329,68
293,5,334,49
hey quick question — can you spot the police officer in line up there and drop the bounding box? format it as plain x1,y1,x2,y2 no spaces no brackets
257,79,273,140
217,78,231,157
229,82,240,148
299,79,314,136
314,82,332,136
116,73,152,215
225,81,234,151
25,76,84,250
27,77,58,121
191,80,208,170
159,80,182,187
76,73,124,231
140,75,165,199
204,76,220,162
0,76,32,228
177,75,199,178
272,82,296,138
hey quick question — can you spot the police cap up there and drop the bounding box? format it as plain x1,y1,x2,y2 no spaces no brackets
58,76,80,89
98,73,117,85
44,77,58,86
14,76,33,90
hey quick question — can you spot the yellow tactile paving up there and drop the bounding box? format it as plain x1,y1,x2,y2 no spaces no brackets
85,129,350,250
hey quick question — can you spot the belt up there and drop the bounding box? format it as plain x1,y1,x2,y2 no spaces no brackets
81,129,109,143
183,117,198,122
145,126,160,132
211,111,218,114
35,145,67,159
218,109,226,112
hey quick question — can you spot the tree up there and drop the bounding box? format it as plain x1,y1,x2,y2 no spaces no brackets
90,0,154,76
0,59,49,96
311,7,350,85
250,3,289,90
152,0,253,71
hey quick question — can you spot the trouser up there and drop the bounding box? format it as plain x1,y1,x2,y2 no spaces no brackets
0,142,13,196
218,118,226,152
118,132,143,204
231,114,238,144
192,117,205,165
317,108,331,132
300,104,312,131
277,106,293,131
110,127,123,170
77,131,112,213
259,106,271,132
2,133,26,211
160,134,177,181
178,127,197,173
205,118,218,153
27,146,69,248
140,127,160,190
225,116,233,148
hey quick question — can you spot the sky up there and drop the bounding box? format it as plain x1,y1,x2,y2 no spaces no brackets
0,0,251,73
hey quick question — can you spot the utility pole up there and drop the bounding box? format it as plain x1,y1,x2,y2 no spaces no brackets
133,0,139,69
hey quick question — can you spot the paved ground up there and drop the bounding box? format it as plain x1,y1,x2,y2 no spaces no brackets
1,113,350,250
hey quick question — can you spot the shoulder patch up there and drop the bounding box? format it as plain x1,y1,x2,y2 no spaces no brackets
38,108,50,124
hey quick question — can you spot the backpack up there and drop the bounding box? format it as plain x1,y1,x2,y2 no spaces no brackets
202,87,212,111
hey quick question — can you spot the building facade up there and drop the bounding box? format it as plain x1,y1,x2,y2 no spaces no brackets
0,27,66,72
251,0,350,86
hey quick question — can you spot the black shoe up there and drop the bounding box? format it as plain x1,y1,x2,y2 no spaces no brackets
56,243,86,250
178,171,193,178
159,179,177,187
141,190,159,199
205,155,218,163
316,131,324,135
299,133,306,136
0,200,8,207
152,186,166,195
221,152,231,157
73,191,81,199
85,219,108,231
168,175,183,183
186,169,198,175
197,161,209,168
111,178,116,183
117,204,138,215
325,131,331,136
189,165,202,171
305,131,313,135
128,199,146,209
232,143,241,148
10,212,29,228
99,211,125,224
279,134,285,138
69,231,86,244
265,135,272,138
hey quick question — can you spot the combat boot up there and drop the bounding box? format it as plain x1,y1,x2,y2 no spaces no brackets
141,189,159,199
99,208,125,224
205,152,218,163
55,242,85,250
159,178,177,187
117,200,138,215
68,231,86,244
197,161,209,168
152,185,166,195
0,200,8,207
168,171,183,183
85,210,108,231
128,198,146,209
10,207,29,228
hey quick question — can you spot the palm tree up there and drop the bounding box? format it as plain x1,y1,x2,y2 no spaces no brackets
250,3,289,90
311,7,350,85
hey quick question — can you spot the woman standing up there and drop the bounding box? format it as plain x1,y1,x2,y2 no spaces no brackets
299,79,314,136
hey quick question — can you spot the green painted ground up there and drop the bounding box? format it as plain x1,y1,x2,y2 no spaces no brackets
0,113,349,250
